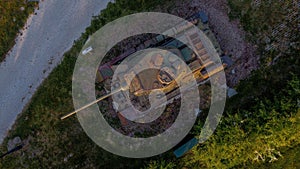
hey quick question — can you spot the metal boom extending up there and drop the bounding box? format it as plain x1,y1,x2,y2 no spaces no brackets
61,89,121,120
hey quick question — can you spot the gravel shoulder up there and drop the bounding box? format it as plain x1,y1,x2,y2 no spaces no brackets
0,0,111,143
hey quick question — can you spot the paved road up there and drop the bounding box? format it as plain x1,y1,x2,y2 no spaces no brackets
0,0,111,143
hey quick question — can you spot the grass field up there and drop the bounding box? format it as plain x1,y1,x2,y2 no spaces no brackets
0,1,38,62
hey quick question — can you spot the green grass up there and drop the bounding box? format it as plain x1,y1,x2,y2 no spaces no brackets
0,0,38,62
251,144,300,169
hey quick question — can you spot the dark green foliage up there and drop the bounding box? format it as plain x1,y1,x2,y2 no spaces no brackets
177,53,300,168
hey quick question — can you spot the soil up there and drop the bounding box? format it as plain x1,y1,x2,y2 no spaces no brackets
171,0,260,87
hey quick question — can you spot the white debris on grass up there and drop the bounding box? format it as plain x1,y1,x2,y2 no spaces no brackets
82,46,93,55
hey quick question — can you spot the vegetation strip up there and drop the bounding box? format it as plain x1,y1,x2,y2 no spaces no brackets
0,1,38,62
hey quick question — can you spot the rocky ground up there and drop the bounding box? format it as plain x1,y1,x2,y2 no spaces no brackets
171,0,260,87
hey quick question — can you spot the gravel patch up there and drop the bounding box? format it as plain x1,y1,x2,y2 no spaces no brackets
169,0,260,86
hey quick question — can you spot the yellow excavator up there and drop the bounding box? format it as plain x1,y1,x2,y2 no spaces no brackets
60,59,224,120
60,11,227,120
